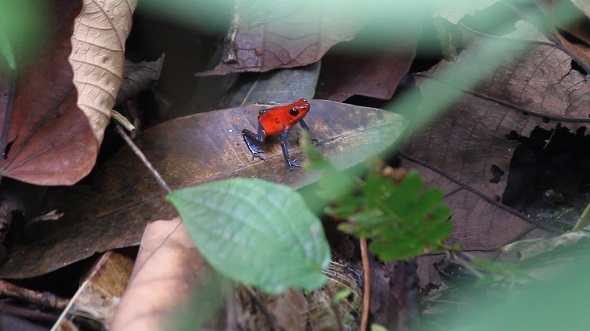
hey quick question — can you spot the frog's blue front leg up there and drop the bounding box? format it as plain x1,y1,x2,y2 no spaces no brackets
242,122,267,161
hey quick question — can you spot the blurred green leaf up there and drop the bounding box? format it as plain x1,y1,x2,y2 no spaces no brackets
166,178,331,294
0,0,46,71
332,289,352,304
0,30,16,70
371,324,389,331
441,251,590,331
471,258,531,285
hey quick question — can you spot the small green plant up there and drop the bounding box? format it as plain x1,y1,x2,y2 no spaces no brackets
302,134,452,261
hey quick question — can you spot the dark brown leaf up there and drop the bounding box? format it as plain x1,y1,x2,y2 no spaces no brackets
315,53,415,102
0,100,406,278
405,158,554,286
315,5,423,102
0,0,98,186
196,0,373,76
116,56,165,105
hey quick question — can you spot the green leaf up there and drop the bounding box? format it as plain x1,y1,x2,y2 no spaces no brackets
371,324,389,331
340,170,452,260
0,30,16,70
332,289,352,304
166,178,331,294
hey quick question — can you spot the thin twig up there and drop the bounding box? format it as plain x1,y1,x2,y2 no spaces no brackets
115,125,171,193
0,279,68,309
0,301,60,323
360,238,370,331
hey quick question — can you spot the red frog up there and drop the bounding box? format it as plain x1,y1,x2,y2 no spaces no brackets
242,98,313,170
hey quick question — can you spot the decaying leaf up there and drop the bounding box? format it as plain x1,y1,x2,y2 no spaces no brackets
196,0,374,76
406,158,555,286
53,251,134,329
410,35,590,202
0,0,98,185
406,32,590,284
69,0,138,144
0,100,406,278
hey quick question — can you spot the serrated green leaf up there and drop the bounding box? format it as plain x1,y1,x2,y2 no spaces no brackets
341,170,452,260
166,178,331,294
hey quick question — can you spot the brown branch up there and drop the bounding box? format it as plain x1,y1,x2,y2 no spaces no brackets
0,279,68,309
360,238,370,331
0,301,60,323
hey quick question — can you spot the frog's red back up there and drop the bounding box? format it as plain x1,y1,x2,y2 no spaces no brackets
258,98,310,136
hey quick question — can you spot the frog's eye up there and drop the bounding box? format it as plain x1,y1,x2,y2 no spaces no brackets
290,108,299,116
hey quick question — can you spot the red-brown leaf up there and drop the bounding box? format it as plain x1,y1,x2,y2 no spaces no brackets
0,0,98,185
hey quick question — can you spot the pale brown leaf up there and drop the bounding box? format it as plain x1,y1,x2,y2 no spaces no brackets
69,0,138,143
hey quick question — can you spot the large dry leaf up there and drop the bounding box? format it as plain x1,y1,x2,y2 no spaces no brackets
69,0,137,143
0,100,406,278
196,0,374,76
404,34,590,284
410,36,590,202
0,0,98,185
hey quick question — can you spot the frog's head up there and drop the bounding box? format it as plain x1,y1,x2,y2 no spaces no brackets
289,98,311,121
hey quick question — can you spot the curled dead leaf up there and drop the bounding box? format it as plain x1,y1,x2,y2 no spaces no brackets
69,0,138,144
